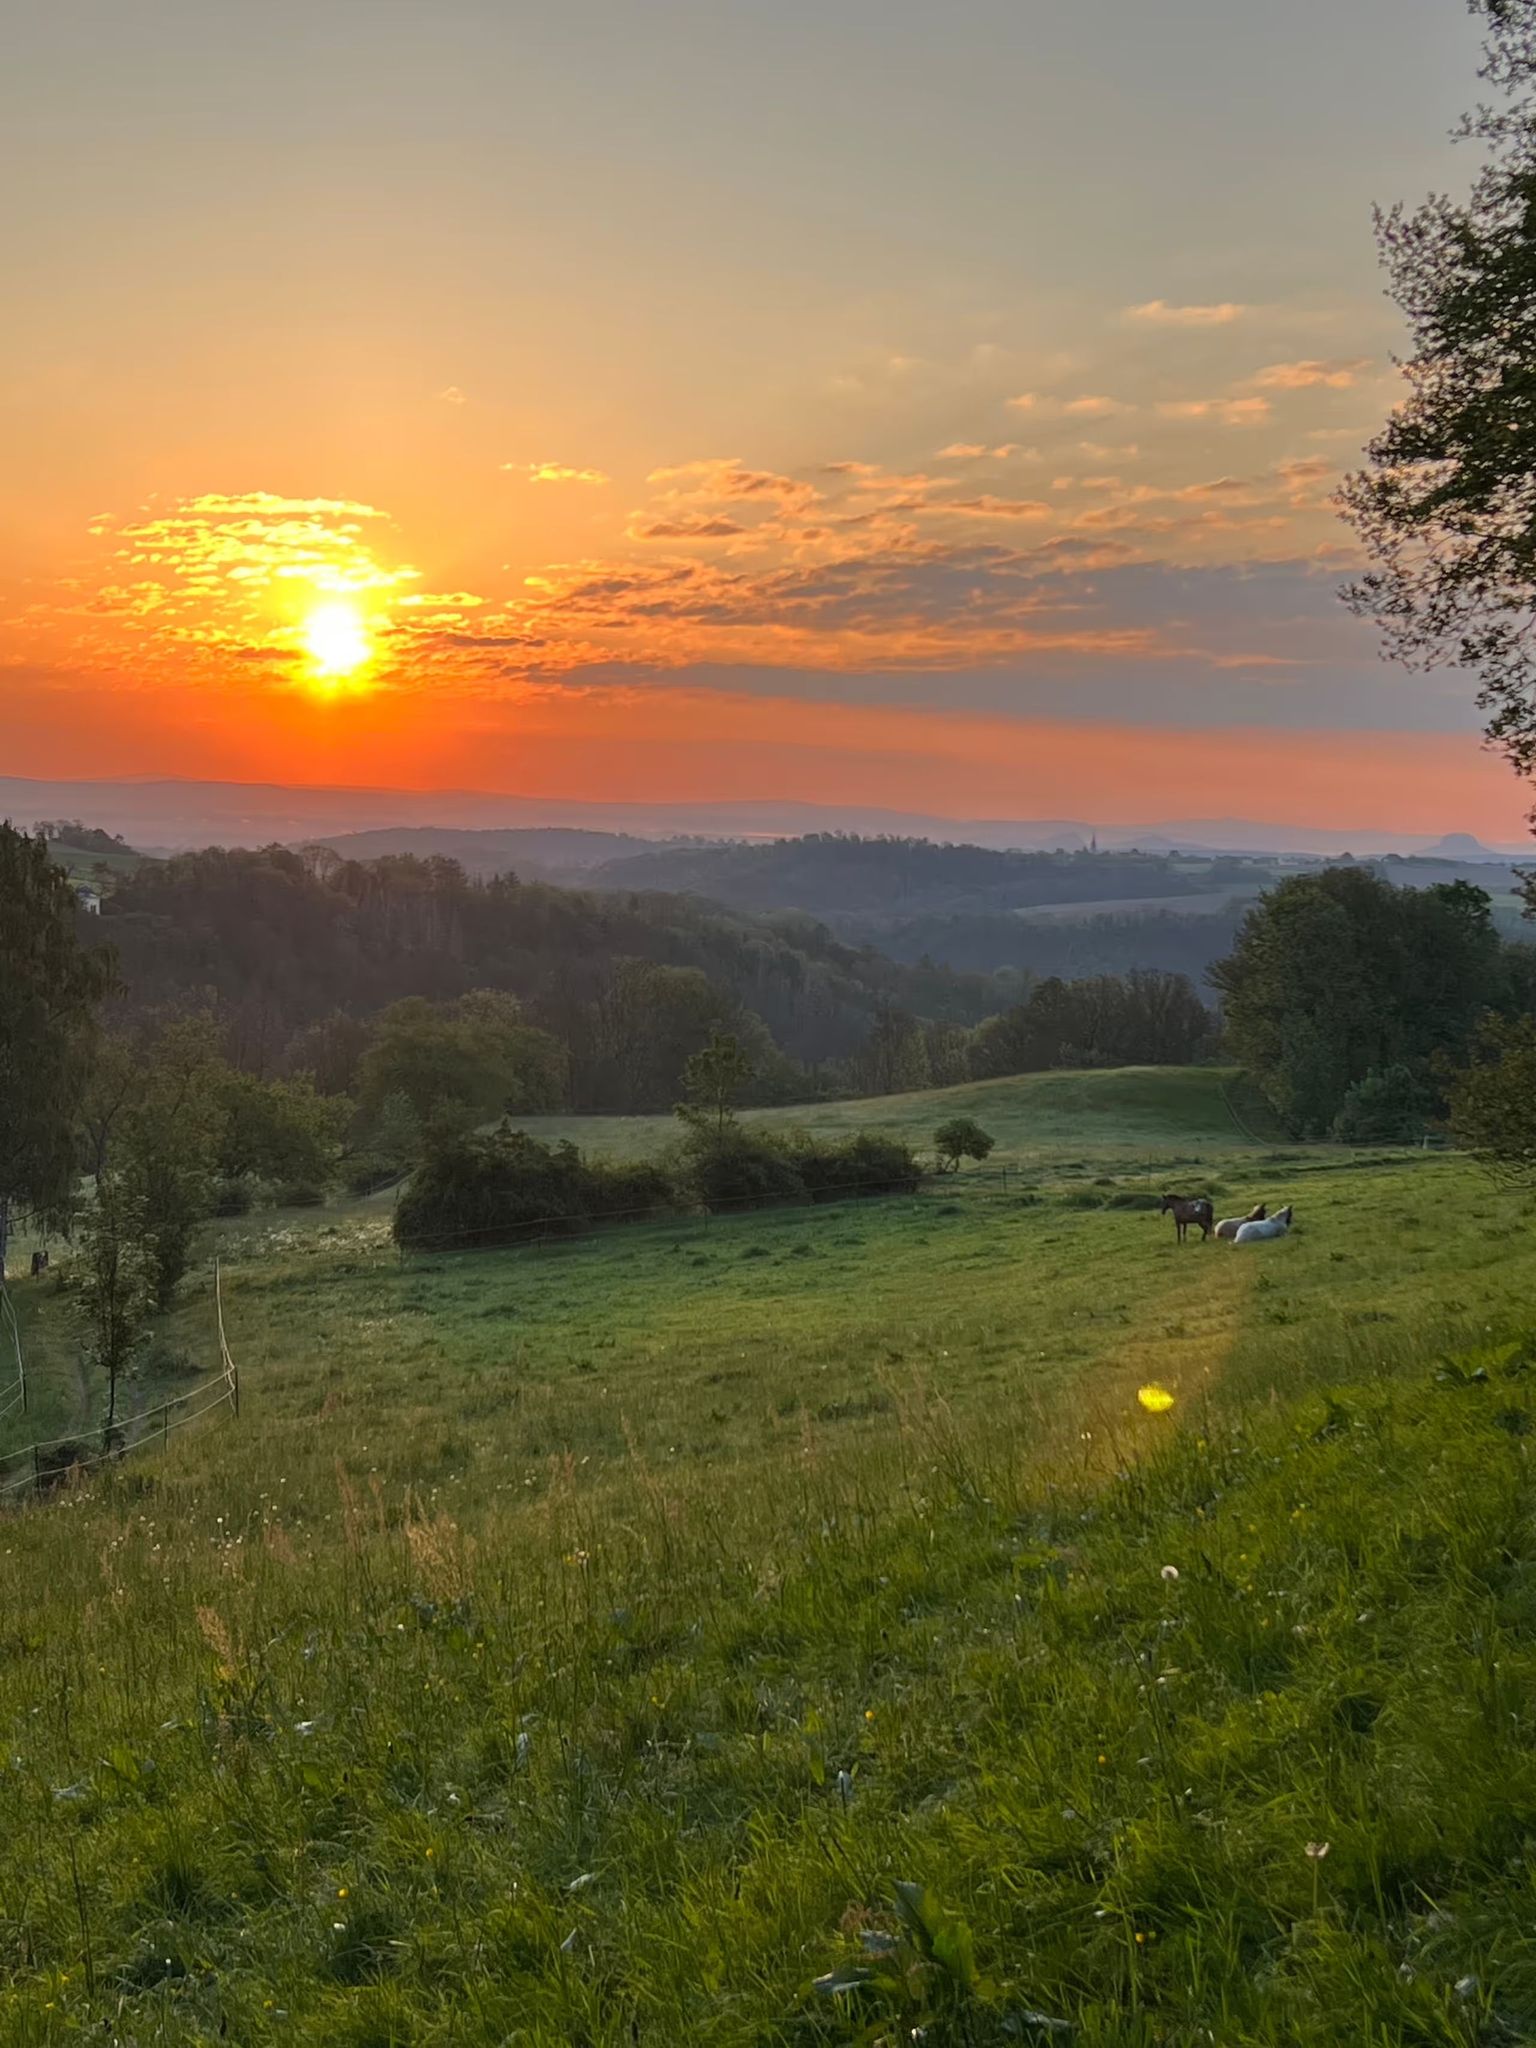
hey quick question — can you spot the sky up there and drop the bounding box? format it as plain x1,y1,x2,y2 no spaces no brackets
2,0,1529,836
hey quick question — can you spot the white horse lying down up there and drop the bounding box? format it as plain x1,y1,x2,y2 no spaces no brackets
1233,1204,1293,1244
1215,1202,1266,1240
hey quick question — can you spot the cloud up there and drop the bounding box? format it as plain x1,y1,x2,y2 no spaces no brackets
1006,392,1038,412
631,514,748,540
436,387,468,406
1249,358,1372,391
1277,456,1333,485
1125,300,1246,327
1063,395,1135,418
937,496,1053,521
937,441,1031,462
1156,397,1271,427
507,462,611,485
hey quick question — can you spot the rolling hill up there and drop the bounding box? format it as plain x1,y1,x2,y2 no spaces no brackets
0,1064,1533,2041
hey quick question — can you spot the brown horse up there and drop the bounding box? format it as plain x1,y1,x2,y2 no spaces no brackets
1160,1193,1214,1243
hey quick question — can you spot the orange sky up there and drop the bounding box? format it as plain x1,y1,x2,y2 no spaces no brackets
3,0,1529,841
1,667,1525,839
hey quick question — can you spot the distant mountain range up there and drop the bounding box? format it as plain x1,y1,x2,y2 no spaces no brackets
0,772,1528,861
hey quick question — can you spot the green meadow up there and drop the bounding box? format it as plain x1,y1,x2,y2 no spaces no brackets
2,1067,1535,2043
500,1064,1285,1171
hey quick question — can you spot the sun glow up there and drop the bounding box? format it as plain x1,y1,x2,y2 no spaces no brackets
302,599,372,683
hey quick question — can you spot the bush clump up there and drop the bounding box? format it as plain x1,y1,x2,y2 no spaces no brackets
1330,1063,1438,1146
394,1119,926,1249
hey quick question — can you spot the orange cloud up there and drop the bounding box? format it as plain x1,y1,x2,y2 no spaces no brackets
1064,395,1135,418
507,462,612,485
1125,300,1246,326
1249,359,1372,391
1156,397,1271,427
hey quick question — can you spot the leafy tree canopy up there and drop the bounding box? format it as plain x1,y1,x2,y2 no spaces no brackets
1342,0,1536,847
934,1118,997,1171
0,823,115,1267
1449,1013,1536,1185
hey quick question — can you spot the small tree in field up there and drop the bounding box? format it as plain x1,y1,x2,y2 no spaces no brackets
678,1031,756,1136
75,1175,157,1428
934,1117,996,1173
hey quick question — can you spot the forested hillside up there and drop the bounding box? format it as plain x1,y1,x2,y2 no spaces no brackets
576,833,1260,915
97,845,998,1085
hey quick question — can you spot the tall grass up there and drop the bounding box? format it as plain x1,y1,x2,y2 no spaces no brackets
0,1150,1533,2041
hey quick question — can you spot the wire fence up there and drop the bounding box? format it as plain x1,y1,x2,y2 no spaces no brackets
0,1261,239,1507
0,1283,26,1428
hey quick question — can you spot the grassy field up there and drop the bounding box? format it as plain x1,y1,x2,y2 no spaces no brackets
503,1064,1290,1172
1,1069,1534,2042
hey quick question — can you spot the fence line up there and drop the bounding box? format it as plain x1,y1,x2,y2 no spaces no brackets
0,1284,25,1422
0,1262,239,1506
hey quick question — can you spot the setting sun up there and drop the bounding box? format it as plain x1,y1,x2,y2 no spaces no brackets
302,600,372,682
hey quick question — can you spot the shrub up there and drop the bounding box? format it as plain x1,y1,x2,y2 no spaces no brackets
681,1126,810,1214
394,1125,683,1250
395,1127,591,1250
1330,1064,1437,1145
210,1175,254,1217
344,1154,408,1198
581,1157,683,1224
680,1124,925,1212
790,1130,925,1202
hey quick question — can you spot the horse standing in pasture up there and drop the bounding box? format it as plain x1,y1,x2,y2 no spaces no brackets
1233,1205,1293,1245
1215,1202,1266,1241
1160,1193,1214,1243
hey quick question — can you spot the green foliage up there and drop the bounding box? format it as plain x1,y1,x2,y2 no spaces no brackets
394,1125,681,1250
679,1120,925,1211
1449,1013,1536,1185
679,1028,756,1136
73,1172,157,1425
0,821,114,1266
782,1127,926,1202
844,1005,932,1095
358,990,567,1124
677,1122,811,1214
97,845,999,1104
85,1014,229,1310
969,968,1215,1078
1329,1063,1438,1145
217,1070,349,1188
1213,870,1511,1135
396,1114,927,1248
1341,0,1536,797
344,1090,424,1196
934,1116,997,1171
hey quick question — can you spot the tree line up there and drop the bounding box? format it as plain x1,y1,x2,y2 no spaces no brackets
1214,867,1536,1146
